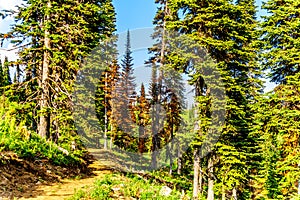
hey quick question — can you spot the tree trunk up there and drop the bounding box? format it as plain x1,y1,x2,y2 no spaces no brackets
151,98,158,168
169,160,173,175
193,149,200,199
199,165,203,195
151,103,159,169
110,108,114,150
104,71,108,150
222,185,226,200
169,141,173,175
193,54,201,199
138,125,145,154
177,142,182,175
207,156,214,200
169,116,175,175
109,134,113,150
151,147,158,169
95,136,100,148
298,163,300,195
151,67,163,169
51,67,61,142
232,187,237,200
38,1,51,139
151,1,168,170
298,180,300,196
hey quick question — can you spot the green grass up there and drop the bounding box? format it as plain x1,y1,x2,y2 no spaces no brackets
0,97,84,166
69,173,182,200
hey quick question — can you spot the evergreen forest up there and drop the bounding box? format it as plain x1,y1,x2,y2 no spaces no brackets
0,0,299,199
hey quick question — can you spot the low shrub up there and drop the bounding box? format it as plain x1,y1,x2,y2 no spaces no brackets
0,96,84,165
69,173,182,200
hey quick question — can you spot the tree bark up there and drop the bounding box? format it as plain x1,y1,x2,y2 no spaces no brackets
109,125,113,150
199,165,203,195
177,142,182,175
193,54,201,199
169,141,173,175
169,115,175,175
222,186,226,200
298,163,300,195
38,1,51,138
104,71,108,150
193,149,200,199
298,180,300,196
207,156,214,200
232,187,237,200
138,125,145,154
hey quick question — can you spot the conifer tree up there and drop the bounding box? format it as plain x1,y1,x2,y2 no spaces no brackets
261,0,300,84
148,0,172,169
117,30,136,135
148,62,161,168
3,57,11,86
164,82,183,174
134,83,150,154
259,0,300,197
0,58,3,88
95,60,120,149
1,0,116,141
149,0,190,173
167,0,262,198
120,30,136,103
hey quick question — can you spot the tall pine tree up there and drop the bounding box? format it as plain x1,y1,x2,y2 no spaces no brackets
1,0,116,142
117,30,136,135
259,0,300,198
134,83,150,154
167,0,262,198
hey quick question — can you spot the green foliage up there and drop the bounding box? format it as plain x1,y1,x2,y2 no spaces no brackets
69,173,182,200
257,0,300,198
2,57,12,87
1,0,117,141
151,169,192,191
261,0,300,84
0,97,84,165
0,0,299,198
253,75,300,198
165,0,263,197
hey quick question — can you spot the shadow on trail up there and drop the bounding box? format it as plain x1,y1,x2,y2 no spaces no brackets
0,152,98,199
89,148,153,173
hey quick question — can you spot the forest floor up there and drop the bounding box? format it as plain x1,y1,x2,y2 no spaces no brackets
18,161,113,200
0,149,154,200
0,150,125,200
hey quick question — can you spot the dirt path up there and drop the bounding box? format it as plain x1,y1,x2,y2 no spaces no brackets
14,149,142,200
19,161,113,200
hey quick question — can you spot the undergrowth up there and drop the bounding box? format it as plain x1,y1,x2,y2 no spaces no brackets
0,96,84,166
69,173,182,200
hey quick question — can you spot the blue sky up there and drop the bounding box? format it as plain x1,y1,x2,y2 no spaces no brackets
113,0,157,32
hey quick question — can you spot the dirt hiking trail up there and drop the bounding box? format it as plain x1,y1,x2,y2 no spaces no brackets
19,161,113,200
